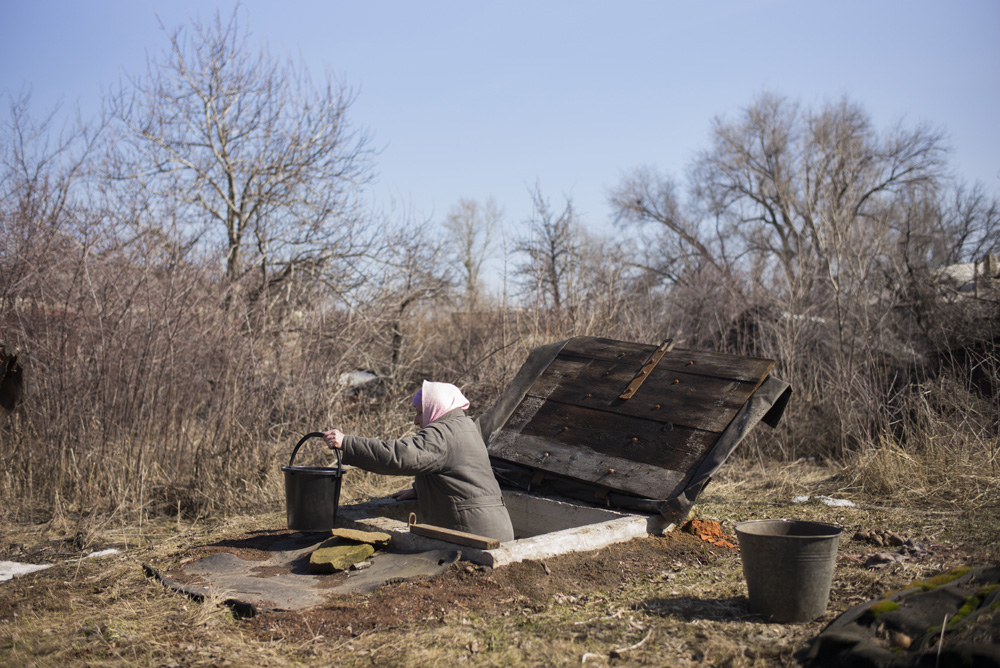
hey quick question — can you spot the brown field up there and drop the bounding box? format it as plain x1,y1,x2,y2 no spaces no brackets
2,461,997,668
4,11,998,666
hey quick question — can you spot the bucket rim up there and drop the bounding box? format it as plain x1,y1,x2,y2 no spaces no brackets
281,464,343,475
734,518,842,538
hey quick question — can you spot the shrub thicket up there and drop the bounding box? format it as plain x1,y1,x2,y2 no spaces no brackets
2,14,997,523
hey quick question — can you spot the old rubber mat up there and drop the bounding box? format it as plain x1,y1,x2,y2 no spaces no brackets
801,564,1000,667
143,531,461,615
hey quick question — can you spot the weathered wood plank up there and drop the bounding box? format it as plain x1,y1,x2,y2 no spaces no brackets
649,350,773,387
558,338,774,384
559,336,648,359
513,398,716,471
527,356,756,432
558,338,650,372
408,522,500,549
533,354,748,402
489,430,688,500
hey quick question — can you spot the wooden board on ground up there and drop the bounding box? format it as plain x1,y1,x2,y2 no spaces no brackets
408,519,501,550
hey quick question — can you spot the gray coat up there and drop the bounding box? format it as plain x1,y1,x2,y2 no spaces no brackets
342,409,515,543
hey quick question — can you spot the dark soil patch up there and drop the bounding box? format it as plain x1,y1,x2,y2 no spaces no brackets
192,528,309,562
241,533,719,642
492,535,715,601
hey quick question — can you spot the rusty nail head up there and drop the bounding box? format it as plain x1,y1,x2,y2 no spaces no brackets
654,404,661,409
674,379,680,384
631,437,638,442
585,393,592,398
608,468,615,474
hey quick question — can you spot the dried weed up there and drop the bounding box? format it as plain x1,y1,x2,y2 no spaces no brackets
2,464,997,668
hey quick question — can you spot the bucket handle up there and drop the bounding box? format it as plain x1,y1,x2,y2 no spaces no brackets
288,432,343,472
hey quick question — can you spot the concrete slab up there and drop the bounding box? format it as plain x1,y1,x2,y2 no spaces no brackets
338,490,672,567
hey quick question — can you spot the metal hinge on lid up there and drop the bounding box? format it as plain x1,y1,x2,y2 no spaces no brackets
618,339,674,400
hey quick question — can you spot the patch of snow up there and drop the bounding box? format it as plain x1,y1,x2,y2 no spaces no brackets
817,495,855,507
792,495,856,507
86,548,119,558
69,548,121,562
0,561,52,582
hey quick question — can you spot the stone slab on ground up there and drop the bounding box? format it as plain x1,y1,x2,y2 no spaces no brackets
329,528,391,546
309,542,375,573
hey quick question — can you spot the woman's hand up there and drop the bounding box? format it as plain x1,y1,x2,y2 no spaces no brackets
391,488,417,501
323,429,344,450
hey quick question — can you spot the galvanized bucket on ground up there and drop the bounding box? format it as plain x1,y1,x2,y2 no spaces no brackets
735,519,842,623
282,432,344,532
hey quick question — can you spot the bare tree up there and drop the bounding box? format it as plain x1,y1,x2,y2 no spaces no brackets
612,93,950,303
610,165,731,282
1,94,101,318
442,197,501,305
689,93,947,294
516,185,582,315
893,181,1000,272
107,6,374,293
340,215,453,377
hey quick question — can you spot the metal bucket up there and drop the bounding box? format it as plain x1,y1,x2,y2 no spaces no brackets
735,519,842,623
282,432,344,532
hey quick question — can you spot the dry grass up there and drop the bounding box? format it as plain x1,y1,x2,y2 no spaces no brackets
2,462,997,668
840,379,1000,507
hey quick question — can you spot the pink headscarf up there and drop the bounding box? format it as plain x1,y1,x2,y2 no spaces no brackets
411,381,470,428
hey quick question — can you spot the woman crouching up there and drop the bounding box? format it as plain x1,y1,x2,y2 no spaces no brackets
324,381,515,543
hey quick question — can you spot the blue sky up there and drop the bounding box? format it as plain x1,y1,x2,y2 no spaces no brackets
2,0,998,242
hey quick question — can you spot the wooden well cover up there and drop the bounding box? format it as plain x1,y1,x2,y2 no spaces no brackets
483,337,782,502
